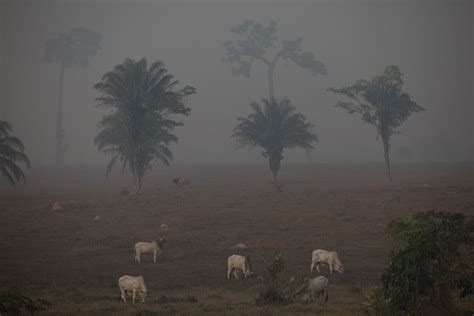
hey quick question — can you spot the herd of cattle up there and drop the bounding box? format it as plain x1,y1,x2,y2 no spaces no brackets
119,239,344,305
115,177,345,304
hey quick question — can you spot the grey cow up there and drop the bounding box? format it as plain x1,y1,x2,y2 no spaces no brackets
294,276,329,304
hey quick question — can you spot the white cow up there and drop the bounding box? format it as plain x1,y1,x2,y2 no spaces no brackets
134,239,166,263
227,254,252,279
310,249,344,274
118,275,147,304
294,276,329,304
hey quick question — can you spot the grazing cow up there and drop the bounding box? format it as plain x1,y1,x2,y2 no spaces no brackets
134,239,166,263
311,249,344,274
227,254,252,279
172,177,191,187
118,275,147,304
294,276,329,304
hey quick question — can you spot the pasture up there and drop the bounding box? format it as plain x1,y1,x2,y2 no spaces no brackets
1,163,473,315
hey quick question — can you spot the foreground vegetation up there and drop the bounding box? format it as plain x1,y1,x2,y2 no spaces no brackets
365,211,473,315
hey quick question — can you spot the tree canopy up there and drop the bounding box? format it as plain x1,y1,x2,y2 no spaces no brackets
45,27,102,68
222,20,326,99
233,98,317,187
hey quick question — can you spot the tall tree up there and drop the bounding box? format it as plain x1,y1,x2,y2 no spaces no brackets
233,98,317,189
45,27,102,166
328,65,425,181
0,121,30,186
94,58,195,194
222,20,326,100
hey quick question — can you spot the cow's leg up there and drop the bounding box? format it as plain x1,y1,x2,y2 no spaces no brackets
310,261,316,274
322,289,328,304
120,288,126,303
132,289,136,304
316,263,320,272
329,264,333,274
153,249,157,263
233,269,239,279
227,268,232,279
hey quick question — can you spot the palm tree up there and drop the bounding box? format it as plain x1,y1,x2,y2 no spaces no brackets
232,98,317,189
94,57,195,194
0,121,30,186
45,27,102,166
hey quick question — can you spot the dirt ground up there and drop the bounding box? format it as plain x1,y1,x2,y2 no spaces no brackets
0,163,473,315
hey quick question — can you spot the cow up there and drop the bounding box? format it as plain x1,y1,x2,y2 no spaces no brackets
294,276,329,304
227,254,252,279
310,249,344,274
134,239,166,263
118,275,147,304
172,177,191,187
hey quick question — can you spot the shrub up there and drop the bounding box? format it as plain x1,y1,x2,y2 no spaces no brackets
365,211,473,315
0,289,51,316
255,251,294,305
363,286,390,315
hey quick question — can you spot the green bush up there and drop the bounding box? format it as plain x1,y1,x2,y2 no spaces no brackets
0,289,51,316
255,251,294,305
363,286,389,315
365,211,473,315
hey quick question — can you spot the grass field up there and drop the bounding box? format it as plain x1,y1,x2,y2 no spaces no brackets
1,163,473,315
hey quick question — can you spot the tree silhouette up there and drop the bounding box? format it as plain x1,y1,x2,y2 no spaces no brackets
0,121,30,186
328,65,425,181
222,20,326,100
94,58,195,194
233,98,317,189
45,27,102,166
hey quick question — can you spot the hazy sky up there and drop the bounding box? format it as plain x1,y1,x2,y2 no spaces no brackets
1,0,472,166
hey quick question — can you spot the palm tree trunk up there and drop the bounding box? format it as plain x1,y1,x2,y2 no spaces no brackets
267,64,275,100
55,61,66,166
382,137,392,182
272,169,278,184
134,176,143,194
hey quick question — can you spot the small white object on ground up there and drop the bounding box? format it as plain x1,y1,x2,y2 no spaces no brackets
51,201,63,211
230,242,247,249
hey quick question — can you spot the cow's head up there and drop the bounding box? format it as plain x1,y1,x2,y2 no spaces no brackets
295,277,310,295
244,256,252,277
140,289,147,302
334,263,344,273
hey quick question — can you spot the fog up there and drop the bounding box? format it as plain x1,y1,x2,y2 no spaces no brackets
1,0,472,167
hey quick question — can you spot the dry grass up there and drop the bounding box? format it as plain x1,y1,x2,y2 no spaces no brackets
0,163,473,315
